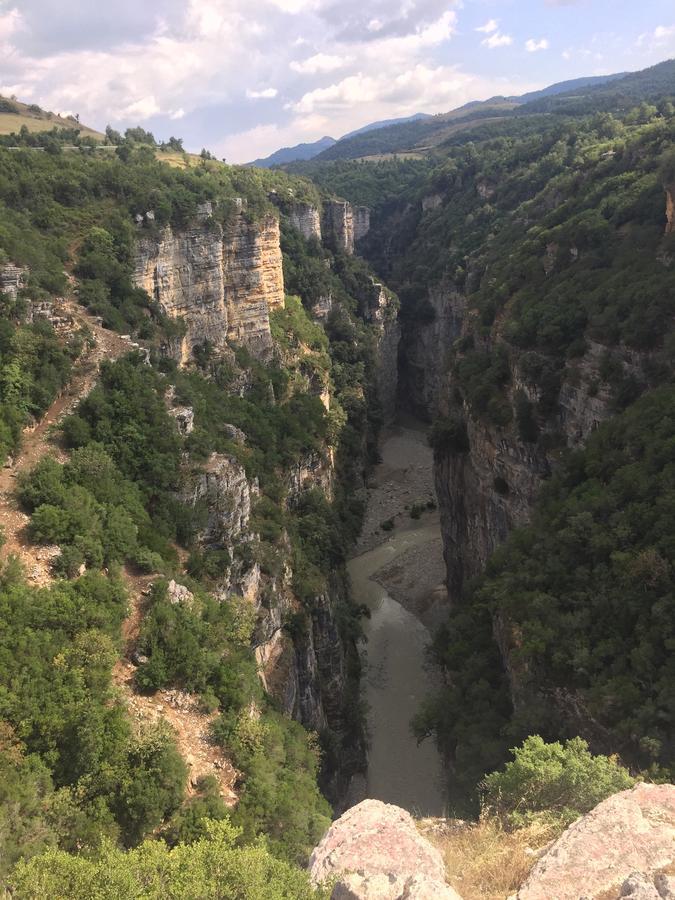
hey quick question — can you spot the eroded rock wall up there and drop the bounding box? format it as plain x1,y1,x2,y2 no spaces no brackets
666,186,674,234
364,281,401,424
133,211,284,362
0,263,28,301
287,202,322,242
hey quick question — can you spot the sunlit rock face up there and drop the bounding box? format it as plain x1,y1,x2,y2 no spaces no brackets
0,263,28,301
133,211,284,362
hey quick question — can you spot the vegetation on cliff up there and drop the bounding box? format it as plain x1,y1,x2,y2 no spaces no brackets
0,135,393,894
302,66,675,812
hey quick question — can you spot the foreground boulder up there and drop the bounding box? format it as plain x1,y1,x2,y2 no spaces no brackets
309,799,461,899
517,783,675,900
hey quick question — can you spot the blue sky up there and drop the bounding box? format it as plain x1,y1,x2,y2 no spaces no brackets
0,0,674,162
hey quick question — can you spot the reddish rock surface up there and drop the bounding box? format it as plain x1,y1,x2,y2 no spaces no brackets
517,783,675,900
309,799,461,899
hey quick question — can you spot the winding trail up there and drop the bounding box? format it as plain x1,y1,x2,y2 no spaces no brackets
0,298,134,584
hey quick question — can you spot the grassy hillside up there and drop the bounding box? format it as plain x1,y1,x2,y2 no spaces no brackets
0,96,103,140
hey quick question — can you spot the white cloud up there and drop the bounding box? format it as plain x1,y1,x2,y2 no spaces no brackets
654,24,675,43
169,108,186,120
476,19,498,34
482,31,513,49
290,53,350,74
246,87,279,98
525,38,549,52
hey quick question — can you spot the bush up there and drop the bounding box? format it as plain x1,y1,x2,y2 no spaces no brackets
10,819,328,899
481,735,635,828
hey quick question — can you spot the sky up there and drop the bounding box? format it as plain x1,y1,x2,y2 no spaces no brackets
0,1,674,162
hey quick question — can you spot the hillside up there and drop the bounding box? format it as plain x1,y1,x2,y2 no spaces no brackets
0,95,103,140
294,64,673,164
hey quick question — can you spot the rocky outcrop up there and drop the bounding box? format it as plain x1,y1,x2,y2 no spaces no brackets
287,449,334,504
0,263,28,300
364,282,401,424
517,784,675,900
310,800,461,900
323,201,355,255
133,211,284,362
322,201,370,255
180,452,259,547
666,186,674,235
287,202,322,242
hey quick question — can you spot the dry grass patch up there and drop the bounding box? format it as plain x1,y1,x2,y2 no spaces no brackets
418,817,560,900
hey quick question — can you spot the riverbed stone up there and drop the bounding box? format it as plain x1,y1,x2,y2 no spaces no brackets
309,799,460,899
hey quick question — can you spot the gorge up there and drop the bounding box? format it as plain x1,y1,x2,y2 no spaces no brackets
2,60,675,898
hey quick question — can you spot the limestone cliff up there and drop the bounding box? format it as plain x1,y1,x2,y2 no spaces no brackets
286,202,322,242
322,200,370,255
666,185,674,234
364,281,401,424
0,263,28,301
176,421,361,802
133,210,284,362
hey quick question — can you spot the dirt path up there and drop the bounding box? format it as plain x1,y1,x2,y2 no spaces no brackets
0,298,136,583
0,298,238,803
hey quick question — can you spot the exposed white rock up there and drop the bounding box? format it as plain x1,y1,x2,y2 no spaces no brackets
516,784,675,900
310,799,459,900
133,211,284,362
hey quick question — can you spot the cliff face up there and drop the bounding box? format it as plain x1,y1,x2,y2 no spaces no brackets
403,277,654,603
364,281,401,424
0,263,28,301
666,186,674,234
321,200,370,254
133,210,284,362
287,202,322,242
176,414,360,800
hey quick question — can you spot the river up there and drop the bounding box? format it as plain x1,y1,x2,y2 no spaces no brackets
347,423,447,816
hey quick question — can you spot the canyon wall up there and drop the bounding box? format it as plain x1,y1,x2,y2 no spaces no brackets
287,202,322,242
321,200,370,254
0,263,28,301
133,209,284,362
666,185,674,234
175,418,362,801
364,281,401,424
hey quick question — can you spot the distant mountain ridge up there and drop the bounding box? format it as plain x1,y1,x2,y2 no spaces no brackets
248,59,675,169
248,135,337,168
247,113,432,168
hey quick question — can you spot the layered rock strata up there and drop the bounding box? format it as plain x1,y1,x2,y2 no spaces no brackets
0,263,28,300
287,202,322,242
133,211,284,362
322,201,371,254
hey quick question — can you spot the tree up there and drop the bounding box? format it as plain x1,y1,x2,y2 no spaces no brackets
481,736,635,828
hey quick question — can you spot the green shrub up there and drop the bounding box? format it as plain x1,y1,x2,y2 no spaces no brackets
481,735,635,828
9,819,328,899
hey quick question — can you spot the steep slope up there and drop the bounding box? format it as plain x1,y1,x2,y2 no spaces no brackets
0,135,400,880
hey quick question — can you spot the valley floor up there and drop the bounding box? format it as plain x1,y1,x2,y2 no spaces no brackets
347,420,449,815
